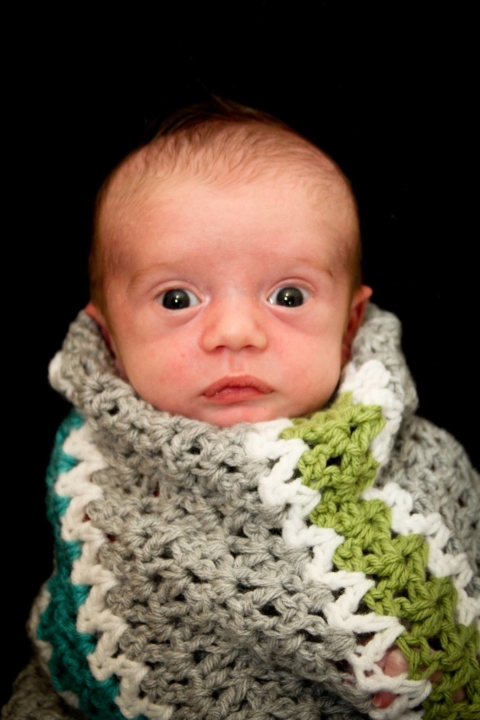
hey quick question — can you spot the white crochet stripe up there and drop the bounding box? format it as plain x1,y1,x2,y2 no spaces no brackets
339,359,404,467
363,481,480,627
49,351,69,395
54,422,175,720
343,359,480,624
246,423,427,719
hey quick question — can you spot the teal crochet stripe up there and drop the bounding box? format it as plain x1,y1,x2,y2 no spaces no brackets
38,411,145,720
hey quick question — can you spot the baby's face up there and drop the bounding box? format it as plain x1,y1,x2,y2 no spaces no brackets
89,169,370,426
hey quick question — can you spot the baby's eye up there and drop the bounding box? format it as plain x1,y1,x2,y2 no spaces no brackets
268,286,309,307
159,289,200,310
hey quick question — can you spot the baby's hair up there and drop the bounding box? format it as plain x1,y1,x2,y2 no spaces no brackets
144,95,291,144
90,97,362,310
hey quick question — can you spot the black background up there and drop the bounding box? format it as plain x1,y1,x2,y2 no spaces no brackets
3,4,477,705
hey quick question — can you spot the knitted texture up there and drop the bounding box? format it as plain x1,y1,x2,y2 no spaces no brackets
282,395,480,719
2,657,87,720
7,305,480,720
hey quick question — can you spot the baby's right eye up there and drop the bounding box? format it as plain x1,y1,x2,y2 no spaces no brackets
268,286,310,307
159,289,200,310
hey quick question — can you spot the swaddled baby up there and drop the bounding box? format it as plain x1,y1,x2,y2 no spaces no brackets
5,100,479,720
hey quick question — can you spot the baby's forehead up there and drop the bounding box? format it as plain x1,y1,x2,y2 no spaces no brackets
95,128,360,295
101,131,356,229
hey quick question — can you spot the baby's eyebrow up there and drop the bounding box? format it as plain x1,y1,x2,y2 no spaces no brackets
126,262,173,290
125,258,208,296
128,254,340,283
288,254,337,278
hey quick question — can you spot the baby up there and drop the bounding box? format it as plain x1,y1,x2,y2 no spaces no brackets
86,104,370,428
6,100,479,720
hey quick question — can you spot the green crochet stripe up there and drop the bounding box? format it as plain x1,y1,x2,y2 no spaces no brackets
38,410,145,720
281,392,480,720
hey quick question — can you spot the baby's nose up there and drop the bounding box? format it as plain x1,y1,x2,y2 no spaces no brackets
200,295,268,352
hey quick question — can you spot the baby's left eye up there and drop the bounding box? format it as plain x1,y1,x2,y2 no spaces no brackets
158,289,200,310
268,286,310,307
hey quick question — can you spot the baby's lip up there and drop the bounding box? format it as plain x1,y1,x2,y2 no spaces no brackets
203,375,274,399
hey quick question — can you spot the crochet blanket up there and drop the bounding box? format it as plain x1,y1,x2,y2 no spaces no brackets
5,306,480,720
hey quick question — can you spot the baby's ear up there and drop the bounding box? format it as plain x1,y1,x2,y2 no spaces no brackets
341,285,372,366
85,303,119,362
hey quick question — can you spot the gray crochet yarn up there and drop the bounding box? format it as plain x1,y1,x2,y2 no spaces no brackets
2,658,88,720
4,304,479,720
2,657,366,720
355,308,479,588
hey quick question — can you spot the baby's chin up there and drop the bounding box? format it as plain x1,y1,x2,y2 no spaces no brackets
193,409,285,427
179,401,313,427
146,388,335,426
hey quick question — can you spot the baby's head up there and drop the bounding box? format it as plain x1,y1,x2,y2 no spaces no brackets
87,100,371,426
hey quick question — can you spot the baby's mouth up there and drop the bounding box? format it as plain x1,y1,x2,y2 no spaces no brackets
203,376,273,403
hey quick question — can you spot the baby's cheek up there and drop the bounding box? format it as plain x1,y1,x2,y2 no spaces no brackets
291,376,340,417
139,351,197,413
